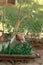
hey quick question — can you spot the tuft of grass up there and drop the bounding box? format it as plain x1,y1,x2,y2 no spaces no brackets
0,41,32,55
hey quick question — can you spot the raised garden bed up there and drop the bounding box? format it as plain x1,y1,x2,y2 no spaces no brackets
0,41,40,64
0,54,40,65
0,54,40,61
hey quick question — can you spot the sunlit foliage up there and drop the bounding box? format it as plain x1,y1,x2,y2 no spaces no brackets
0,0,43,33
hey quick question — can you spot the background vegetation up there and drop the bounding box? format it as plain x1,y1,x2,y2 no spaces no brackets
0,0,43,34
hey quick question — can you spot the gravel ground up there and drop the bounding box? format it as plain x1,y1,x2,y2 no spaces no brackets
0,49,43,65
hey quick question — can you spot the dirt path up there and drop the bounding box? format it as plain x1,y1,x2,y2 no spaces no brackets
0,49,43,65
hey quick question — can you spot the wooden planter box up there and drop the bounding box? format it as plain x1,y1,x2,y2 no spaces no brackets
0,54,40,61
0,54,40,65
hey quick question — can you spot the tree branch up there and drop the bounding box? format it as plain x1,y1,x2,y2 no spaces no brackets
14,0,22,31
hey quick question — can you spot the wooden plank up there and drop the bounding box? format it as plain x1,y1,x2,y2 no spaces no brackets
0,54,40,61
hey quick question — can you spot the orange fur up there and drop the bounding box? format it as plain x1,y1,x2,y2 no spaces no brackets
15,33,25,42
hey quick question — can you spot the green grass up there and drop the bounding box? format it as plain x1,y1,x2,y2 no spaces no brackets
0,41,32,55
